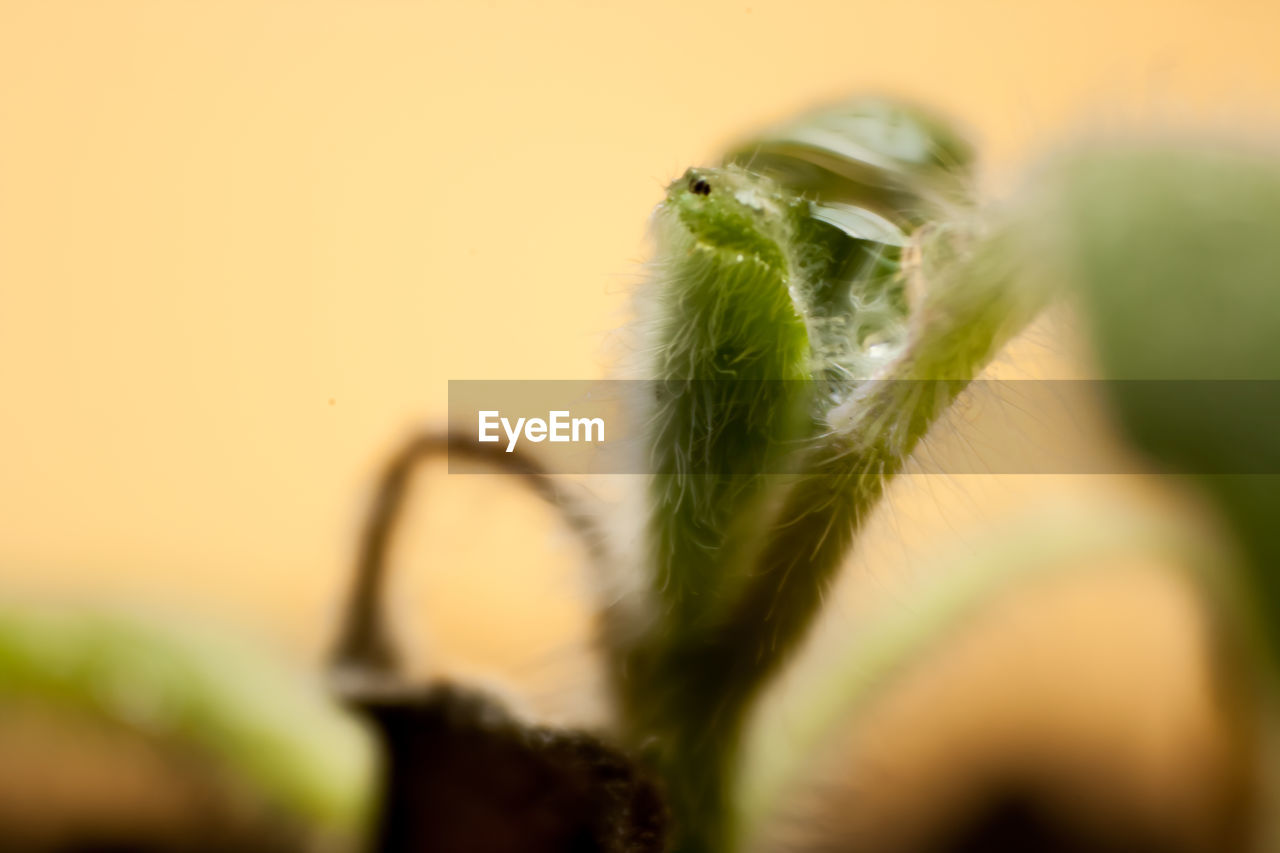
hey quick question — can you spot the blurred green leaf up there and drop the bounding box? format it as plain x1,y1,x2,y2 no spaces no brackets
0,603,375,838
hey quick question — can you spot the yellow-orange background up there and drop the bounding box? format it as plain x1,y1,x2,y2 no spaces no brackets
2,2,1278,845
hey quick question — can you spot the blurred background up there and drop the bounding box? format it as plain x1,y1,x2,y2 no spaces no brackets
2,1,1280,850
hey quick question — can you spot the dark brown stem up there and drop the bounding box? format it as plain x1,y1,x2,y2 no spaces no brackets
329,428,610,687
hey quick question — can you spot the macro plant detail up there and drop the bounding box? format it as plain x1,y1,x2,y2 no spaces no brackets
333,97,1057,851
337,101,1280,852
598,98,1046,852
6,91,1280,853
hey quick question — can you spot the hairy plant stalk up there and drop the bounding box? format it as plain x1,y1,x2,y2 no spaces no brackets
607,97,1053,851
629,224,1044,851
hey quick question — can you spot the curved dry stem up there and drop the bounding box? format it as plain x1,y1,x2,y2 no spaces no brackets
328,429,611,689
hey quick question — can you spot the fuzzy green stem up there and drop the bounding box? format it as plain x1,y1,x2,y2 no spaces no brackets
735,499,1211,843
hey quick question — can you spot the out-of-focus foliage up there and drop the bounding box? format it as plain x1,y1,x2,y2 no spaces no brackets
1026,144,1280,660
0,604,375,840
